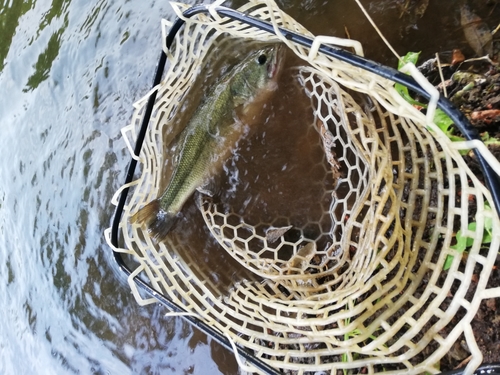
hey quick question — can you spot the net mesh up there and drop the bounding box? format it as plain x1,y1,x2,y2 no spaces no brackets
106,1,500,373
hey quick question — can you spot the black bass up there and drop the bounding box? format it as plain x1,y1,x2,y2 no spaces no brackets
131,44,285,240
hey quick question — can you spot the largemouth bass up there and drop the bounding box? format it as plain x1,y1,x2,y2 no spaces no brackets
131,44,285,240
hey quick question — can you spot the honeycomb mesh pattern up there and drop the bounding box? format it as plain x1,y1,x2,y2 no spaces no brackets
106,1,500,373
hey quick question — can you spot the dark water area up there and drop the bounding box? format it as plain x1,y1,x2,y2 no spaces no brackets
164,49,334,294
1,0,498,374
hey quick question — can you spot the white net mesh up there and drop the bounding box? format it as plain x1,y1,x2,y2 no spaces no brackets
106,1,500,373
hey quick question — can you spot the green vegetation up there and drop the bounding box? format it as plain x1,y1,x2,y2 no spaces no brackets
481,131,500,146
433,108,465,142
396,52,466,146
395,51,425,107
396,52,497,270
397,52,500,148
341,304,382,375
444,202,494,270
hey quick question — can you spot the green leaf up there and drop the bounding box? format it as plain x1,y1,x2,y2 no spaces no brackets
450,230,468,252
433,109,467,143
445,201,494,270
483,231,493,244
481,131,492,142
395,52,467,143
481,132,500,146
482,206,493,244
395,83,426,107
450,223,476,252
433,109,454,135
467,222,477,235
443,255,454,271
396,52,427,107
398,51,421,69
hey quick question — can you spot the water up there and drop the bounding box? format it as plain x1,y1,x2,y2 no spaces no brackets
0,0,237,373
0,0,497,374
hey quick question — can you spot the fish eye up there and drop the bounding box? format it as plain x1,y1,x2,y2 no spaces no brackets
257,54,267,65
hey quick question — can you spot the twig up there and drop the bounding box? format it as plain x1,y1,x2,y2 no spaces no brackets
492,23,500,36
454,355,472,369
353,0,401,61
436,53,448,98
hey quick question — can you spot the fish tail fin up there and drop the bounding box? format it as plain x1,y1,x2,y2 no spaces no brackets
130,199,177,241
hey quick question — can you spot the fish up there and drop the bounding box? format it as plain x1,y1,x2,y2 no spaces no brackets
131,44,285,241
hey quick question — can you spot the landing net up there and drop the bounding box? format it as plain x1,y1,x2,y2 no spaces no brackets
106,1,500,374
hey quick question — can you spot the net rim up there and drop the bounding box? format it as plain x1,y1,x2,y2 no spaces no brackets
107,3,500,375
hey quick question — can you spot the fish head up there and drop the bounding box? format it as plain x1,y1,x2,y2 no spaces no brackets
231,44,286,106
252,44,285,90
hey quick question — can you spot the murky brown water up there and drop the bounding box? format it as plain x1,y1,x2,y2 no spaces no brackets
1,0,498,374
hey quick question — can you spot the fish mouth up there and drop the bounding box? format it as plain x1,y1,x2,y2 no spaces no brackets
267,45,285,79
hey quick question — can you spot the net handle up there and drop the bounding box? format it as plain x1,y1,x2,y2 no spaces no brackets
109,4,500,375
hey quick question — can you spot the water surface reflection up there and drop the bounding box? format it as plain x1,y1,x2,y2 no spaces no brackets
0,0,239,373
